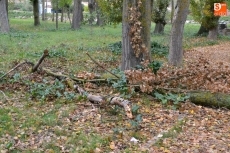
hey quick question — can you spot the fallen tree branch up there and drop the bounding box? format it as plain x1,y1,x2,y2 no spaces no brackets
32,49,49,72
74,84,133,118
42,67,117,83
86,52,120,79
190,92,230,109
0,61,33,80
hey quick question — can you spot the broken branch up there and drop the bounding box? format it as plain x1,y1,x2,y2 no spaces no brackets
32,49,49,72
0,61,33,80
86,52,120,79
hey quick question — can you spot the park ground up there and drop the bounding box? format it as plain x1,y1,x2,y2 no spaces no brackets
0,18,230,152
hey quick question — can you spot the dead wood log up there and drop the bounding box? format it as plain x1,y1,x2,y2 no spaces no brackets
154,87,230,109
190,92,230,109
74,84,133,118
32,49,49,72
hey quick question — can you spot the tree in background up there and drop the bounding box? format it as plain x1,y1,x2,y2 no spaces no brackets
96,0,122,25
72,0,82,29
190,0,225,40
121,0,151,70
32,0,40,26
59,0,73,22
0,0,10,33
168,0,190,66
152,0,170,34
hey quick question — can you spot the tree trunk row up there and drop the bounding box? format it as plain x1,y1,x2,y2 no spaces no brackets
0,0,10,33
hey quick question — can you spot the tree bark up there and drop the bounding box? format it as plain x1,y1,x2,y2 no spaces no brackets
168,0,189,67
190,92,230,109
197,24,209,36
208,26,218,40
42,0,45,21
121,0,151,71
153,22,165,34
71,0,82,30
0,0,10,33
170,0,174,24
33,0,40,26
61,7,64,22
56,3,58,29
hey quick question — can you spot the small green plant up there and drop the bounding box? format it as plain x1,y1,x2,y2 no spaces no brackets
130,114,142,130
9,73,21,83
131,104,140,115
29,79,74,101
109,69,133,98
151,41,169,57
154,92,190,108
49,48,67,58
108,41,122,54
148,61,163,74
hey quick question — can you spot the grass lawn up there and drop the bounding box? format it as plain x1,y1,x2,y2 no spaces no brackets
0,17,230,152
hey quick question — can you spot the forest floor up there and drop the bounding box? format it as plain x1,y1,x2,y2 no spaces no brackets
1,40,230,153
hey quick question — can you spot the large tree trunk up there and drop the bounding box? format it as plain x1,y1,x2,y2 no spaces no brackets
33,0,40,26
0,0,10,33
121,0,151,71
153,22,165,34
190,92,230,109
168,0,189,67
208,26,218,40
170,0,174,24
197,24,209,36
72,0,82,29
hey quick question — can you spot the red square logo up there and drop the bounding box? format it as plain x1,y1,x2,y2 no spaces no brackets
214,3,227,16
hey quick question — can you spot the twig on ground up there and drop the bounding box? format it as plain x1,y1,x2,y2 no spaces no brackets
0,61,33,80
86,52,120,79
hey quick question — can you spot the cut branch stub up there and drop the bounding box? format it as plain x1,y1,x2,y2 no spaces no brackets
32,49,49,72
110,97,133,119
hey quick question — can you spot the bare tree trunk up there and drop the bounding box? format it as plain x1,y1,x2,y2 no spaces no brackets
33,0,40,25
56,3,58,29
153,23,165,34
121,0,151,70
197,24,209,36
71,0,82,30
33,0,40,26
61,7,64,22
208,26,218,40
52,11,54,21
0,0,10,33
168,0,189,67
80,3,84,22
171,0,174,24
42,0,45,21
67,6,72,25
6,0,8,18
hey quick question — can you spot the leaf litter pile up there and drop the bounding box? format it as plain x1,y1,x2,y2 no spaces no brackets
0,42,230,152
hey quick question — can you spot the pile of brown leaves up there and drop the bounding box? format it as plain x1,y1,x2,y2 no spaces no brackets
125,55,230,94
